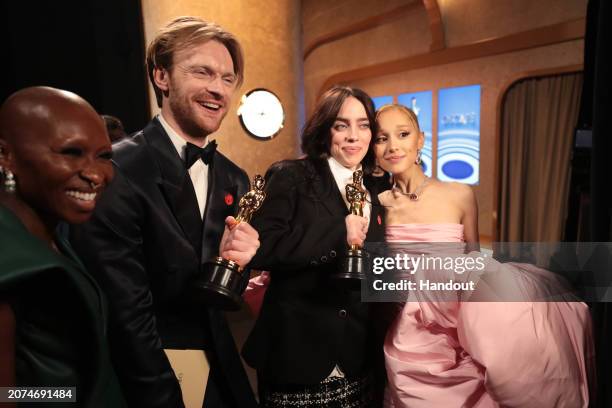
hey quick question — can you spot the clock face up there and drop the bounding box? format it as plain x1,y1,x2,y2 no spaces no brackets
237,89,284,139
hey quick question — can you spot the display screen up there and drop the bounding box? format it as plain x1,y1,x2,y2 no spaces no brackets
437,84,481,185
372,95,393,110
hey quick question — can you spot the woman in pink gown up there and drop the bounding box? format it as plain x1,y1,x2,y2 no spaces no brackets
373,104,593,407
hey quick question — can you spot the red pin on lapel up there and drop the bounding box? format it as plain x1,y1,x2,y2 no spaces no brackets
225,193,234,206
377,215,382,225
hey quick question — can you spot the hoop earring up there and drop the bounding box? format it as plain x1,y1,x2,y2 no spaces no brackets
415,149,422,165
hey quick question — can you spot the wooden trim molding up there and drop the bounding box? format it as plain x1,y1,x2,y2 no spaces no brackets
491,63,583,240
303,2,421,60
318,18,586,97
423,0,445,51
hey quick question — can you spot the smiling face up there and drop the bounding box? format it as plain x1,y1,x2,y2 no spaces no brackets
329,96,372,169
155,40,237,141
373,107,424,176
1,93,114,226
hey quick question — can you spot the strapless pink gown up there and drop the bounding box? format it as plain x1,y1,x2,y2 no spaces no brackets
384,224,593,408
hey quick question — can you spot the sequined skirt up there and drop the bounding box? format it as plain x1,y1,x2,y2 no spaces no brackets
260,375,374,408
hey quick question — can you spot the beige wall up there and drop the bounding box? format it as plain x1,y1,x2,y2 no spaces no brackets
302,0,587,238
303,0,427,114
141,0,302,177
302,0,419,48
439,0,586,47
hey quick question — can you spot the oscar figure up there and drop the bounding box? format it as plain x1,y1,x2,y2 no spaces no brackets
191,175,266,310
333,170,367,284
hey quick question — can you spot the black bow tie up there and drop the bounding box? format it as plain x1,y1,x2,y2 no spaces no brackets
184,140,217,168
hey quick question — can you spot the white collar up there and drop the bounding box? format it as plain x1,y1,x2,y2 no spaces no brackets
327,156,361,183
327,156,369,213
157,113,208,159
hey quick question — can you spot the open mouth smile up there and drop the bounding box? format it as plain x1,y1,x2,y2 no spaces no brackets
198,101,222,112
66,190,97,201
65,189,98,212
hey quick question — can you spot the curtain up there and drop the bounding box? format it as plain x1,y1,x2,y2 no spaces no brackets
497,73,583,242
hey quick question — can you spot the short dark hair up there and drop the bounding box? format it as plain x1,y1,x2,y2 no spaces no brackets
101,114,127,143
301,85,376,173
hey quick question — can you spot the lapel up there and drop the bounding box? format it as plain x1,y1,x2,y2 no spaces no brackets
310,158,349,218
144,118,203,255
200,151,240,263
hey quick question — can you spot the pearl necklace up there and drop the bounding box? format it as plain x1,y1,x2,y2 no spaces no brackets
392,176,429,201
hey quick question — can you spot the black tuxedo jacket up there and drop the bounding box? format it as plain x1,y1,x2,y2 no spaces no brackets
242,158,387,385
71,118,257,408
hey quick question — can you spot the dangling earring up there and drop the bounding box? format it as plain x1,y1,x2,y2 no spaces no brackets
0,148,16,193
2,168,16,193
415,149,422,165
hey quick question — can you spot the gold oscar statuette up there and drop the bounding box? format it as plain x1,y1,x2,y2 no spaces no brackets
191,175,266,310
333,170,367,284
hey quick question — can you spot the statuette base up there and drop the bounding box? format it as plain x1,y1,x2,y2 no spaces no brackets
190,257,243,311
332,249,366,288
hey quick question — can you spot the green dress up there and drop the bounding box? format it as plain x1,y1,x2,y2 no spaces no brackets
0,206,125,407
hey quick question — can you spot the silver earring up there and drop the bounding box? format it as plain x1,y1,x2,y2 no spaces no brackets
415,149,422,165
4,169,16,193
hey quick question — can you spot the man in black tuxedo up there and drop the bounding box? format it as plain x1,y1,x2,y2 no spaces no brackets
71,17,259,408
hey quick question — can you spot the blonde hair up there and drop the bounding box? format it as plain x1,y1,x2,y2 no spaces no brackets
146,16,244,107
375,104,421,132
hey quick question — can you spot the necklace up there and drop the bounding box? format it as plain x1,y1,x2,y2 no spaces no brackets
393,176,429,201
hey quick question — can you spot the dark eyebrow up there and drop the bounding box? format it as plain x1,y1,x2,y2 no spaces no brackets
335,117,369,123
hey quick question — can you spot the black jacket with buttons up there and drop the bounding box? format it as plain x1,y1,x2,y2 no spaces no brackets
242,158,387,385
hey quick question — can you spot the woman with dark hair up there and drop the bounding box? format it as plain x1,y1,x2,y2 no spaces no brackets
0,87,124,406
242,86,389,407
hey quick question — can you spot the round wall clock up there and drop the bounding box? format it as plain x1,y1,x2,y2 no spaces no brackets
237,88,284,139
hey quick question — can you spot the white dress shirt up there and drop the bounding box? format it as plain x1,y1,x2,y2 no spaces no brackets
327,156,372,223
158,114,209,218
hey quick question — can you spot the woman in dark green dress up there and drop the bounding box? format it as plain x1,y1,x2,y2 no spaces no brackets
0,87,124,407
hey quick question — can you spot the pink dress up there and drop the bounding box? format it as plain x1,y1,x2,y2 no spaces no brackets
384,224,593,408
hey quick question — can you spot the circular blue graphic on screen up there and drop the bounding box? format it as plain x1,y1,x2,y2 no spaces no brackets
436,130,479,184
441,160,473,179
